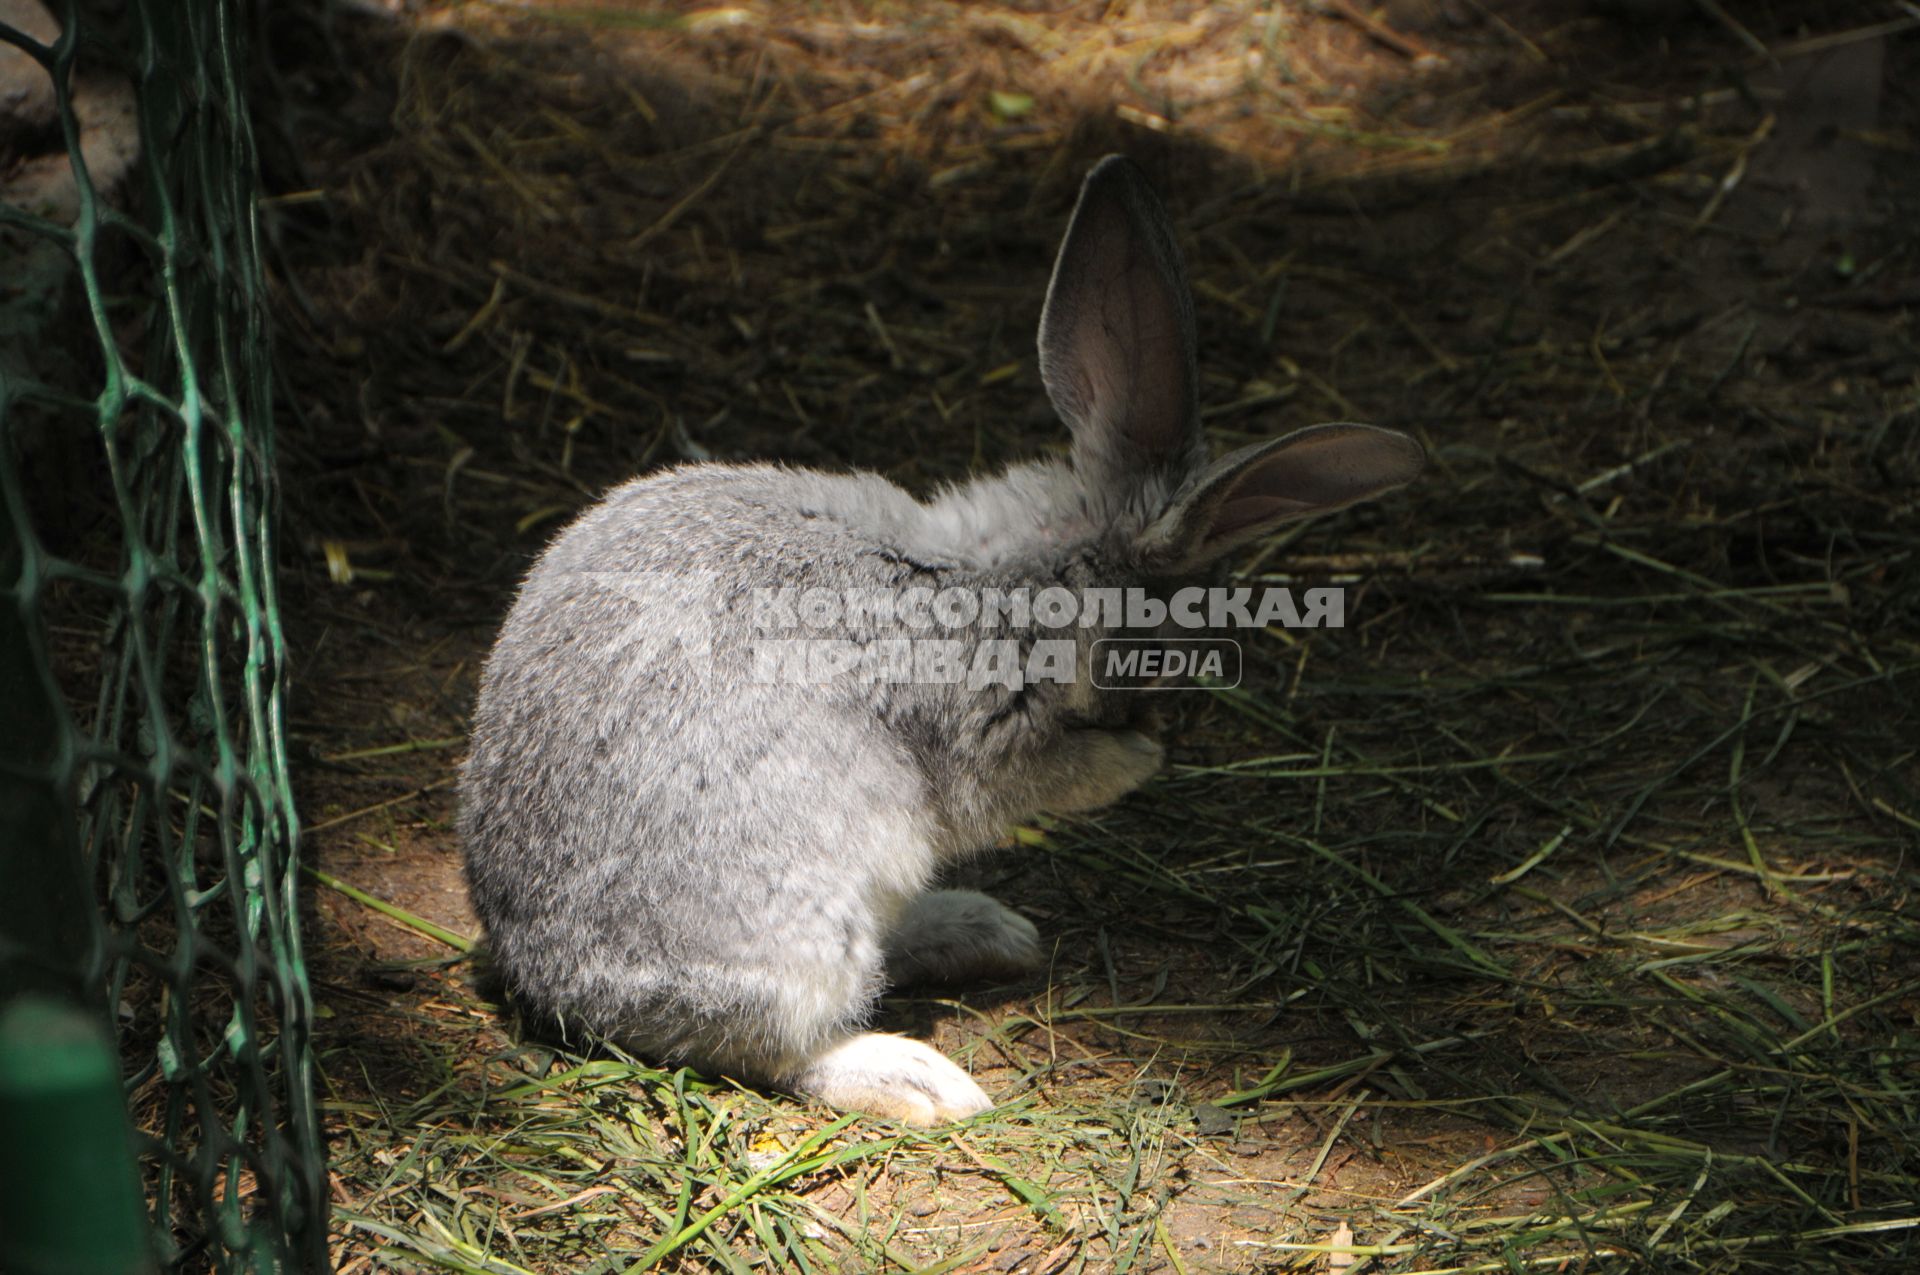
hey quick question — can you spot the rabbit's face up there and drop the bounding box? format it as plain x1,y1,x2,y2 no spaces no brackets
1023,543,1213,724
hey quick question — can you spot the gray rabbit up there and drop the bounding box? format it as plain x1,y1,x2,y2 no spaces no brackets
459,156,1424,1123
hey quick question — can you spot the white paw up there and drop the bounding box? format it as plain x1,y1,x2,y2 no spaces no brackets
791,1033,993,1125
886,890,1043,985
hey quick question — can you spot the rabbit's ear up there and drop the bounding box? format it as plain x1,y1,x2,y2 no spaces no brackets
1038,155,1204,490
1136,423,1424,570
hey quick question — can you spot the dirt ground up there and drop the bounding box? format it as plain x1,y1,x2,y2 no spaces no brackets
260,2,1919,1271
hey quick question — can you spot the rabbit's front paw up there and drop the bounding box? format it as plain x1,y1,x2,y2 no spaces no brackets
791,1033,993,1125
1043,727,1165,813
886,890,1043,986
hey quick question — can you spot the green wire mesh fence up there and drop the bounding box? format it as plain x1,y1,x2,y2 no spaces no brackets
1,0,327,1269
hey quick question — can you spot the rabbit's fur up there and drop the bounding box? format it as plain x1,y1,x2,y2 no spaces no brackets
460,156,1424,1123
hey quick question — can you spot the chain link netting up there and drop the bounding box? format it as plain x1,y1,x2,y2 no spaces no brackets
1,0,327,1269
